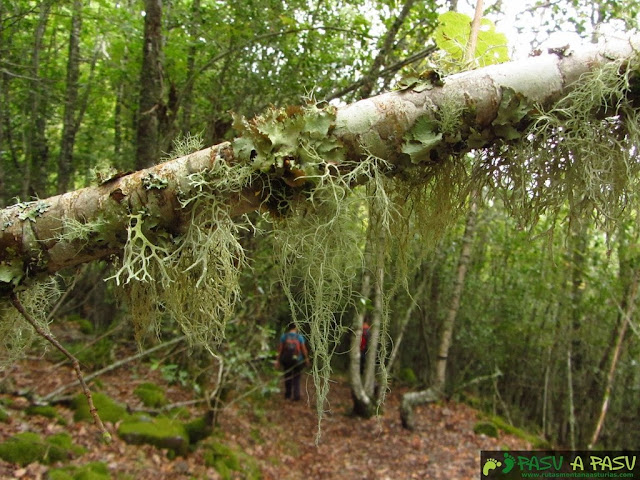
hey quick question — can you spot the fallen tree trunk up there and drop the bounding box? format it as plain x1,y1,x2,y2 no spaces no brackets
1,34,639,290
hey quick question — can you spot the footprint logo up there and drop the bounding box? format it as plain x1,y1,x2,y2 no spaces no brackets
502,453,516,473
482,458,502,476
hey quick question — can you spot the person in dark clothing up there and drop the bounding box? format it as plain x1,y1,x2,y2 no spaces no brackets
275,323,309,401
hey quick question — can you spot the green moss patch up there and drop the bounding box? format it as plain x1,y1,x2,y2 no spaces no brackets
0,431,84,466
26,405,66,424
117,416,189,456
201,439,261,480
488,415,551,448
133,382,168,408
72,392,127,424
47,462,111,480
0,405,9,423
184,415,213,444
473,421,499,438
47,461,111,480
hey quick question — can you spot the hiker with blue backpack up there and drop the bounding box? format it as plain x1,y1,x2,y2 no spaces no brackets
275,322,310,401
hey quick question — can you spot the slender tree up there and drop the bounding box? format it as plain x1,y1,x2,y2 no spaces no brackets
135,0,165,169
57,0,83,193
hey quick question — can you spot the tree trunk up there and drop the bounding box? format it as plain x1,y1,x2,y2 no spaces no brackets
401,197,477,429
1,36,639,287
350,270,373,417
588,274,638,448
434,197,477,392
180,0,201,135
135,0,165,169
588,224,640,448
386,278,427,374
25,1,53,198
57,0,83,194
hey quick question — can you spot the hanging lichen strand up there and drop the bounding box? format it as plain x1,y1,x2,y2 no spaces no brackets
479,59,640,234
108,161,255,349
0,278,61,367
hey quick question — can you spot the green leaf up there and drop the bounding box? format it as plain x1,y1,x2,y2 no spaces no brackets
435,11,470,61
435,11,509,67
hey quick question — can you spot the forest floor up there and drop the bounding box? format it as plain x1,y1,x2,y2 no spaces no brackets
0,346,532,480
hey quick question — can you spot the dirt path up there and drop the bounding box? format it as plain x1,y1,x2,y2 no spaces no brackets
0,359,530,479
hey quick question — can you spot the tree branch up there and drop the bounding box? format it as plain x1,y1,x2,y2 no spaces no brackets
9,291,111,443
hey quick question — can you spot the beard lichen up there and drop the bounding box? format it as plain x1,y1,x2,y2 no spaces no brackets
480,58,640,234
109,161,254,350
0,278,61,367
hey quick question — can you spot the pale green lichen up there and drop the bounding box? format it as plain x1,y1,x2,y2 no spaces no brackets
163,131,205,161
0,278,61,367
54,216,108,246
16,201,50,222
111,160,253,347
232,101,345,179
142,172,169,190
482,58,640,234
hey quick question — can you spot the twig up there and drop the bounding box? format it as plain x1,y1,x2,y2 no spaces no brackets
9,291,112,444
44,335,186,401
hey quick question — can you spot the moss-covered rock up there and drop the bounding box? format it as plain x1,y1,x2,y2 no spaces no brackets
47,461,111,480
26,405,66,425
117,416,189,456
0,431,83,466
0,405,9,423
397,367,418,386
73,338,114,369
72,392,127,424
66,314,95,335
473,421,499,438
184,415,214,444
201,439,261,480
133,382,168,408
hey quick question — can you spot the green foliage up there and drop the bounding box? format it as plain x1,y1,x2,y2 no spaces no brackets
397,367,418,386
133,382,168,408
72,392,127,424
65,314,94,335
434,11,509,69
64,338,114,370
150,360,191,387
